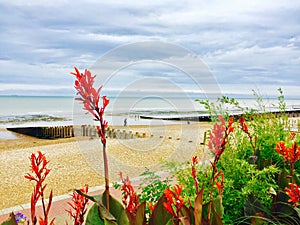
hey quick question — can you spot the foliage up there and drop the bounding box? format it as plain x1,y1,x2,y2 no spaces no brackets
197,89,300,223
138,168,172,220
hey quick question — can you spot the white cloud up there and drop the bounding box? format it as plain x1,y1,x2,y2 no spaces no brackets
0,0,300,97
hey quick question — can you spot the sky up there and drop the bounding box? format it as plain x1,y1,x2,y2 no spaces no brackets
0,0,300,98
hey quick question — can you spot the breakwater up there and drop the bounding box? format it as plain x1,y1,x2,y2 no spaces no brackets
140,109,300,122
6,125,148,140
7,126,75,139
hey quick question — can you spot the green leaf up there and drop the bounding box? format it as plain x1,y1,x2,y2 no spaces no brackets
76,189,102,203
180,205,193,224
293,174,300,186
179,216,191,225
212,195,224,218
135,201,147,225
294,207,300,218
0,213,18,225
102,190,129,225
271,190,300,223
165,219,175,225
194,187,204,225
278,168,290,189
85,204,105,225
210,207,224,225
149,194,172,225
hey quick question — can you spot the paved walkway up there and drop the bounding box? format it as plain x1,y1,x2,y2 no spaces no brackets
0,172,170,224
0,183,133,224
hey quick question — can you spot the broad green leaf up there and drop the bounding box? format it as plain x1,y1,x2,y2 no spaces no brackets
166,219,175,225
210,205,224,225
180,205,193,224
85,204,105,225
212,195,224,218
278,168,289,189
102,190,129,225
76,189,102,203
135,201,146,225
86,203,118,225
293,174,300,186
294,207,300,218
194,187,204,225
149,194,172,225
179,216,191,225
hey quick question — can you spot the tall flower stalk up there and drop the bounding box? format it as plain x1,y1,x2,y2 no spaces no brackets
207,116,234,220
71,67,110,210
24,151,55,225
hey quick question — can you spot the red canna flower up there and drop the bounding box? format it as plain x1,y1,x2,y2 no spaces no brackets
163,185,185,219
25,151,55,225
71,67,109,145
276,141,300,164
120,172,140,215
192,156,199,166
71,67,111,210
285,183,300,207
66,184,89,225
208,116,234,160
191,156,199,194
239,117,249,134
214,170,225,195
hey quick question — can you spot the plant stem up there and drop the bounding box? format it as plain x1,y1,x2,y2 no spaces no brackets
41,194,47,224
290,162,294,183
103,143,110,211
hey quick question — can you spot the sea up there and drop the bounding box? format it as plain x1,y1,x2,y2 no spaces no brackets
0,95,300,139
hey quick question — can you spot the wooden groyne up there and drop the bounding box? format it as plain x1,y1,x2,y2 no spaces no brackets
140,109,300,122
7,126,75,139
7,125,148,140
79,125,147,139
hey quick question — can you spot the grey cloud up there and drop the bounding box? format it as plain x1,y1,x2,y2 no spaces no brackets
0,0,300,97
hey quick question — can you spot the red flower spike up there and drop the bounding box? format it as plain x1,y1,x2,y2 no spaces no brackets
25,151,54,225
191,156,200,194
163,185,185,219
71,67,109,145
66,184,89,225
285,183,300,207
276,141,300,163
119,173,140,215
215,170,225,195
192,156,199,166
239,117,249,134
208,116,234,159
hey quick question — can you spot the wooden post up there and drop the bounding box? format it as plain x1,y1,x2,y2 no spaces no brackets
201,132,207,145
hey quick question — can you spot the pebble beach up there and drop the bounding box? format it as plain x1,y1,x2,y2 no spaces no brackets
0,122,212,211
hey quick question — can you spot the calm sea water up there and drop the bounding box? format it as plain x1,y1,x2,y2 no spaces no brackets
1,95,300,128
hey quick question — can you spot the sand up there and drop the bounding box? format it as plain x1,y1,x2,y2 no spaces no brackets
0,122,212,210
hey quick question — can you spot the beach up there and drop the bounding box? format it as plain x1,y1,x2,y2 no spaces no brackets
0,122,211,211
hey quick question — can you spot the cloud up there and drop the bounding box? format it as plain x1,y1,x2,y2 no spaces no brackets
0,0,300,97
